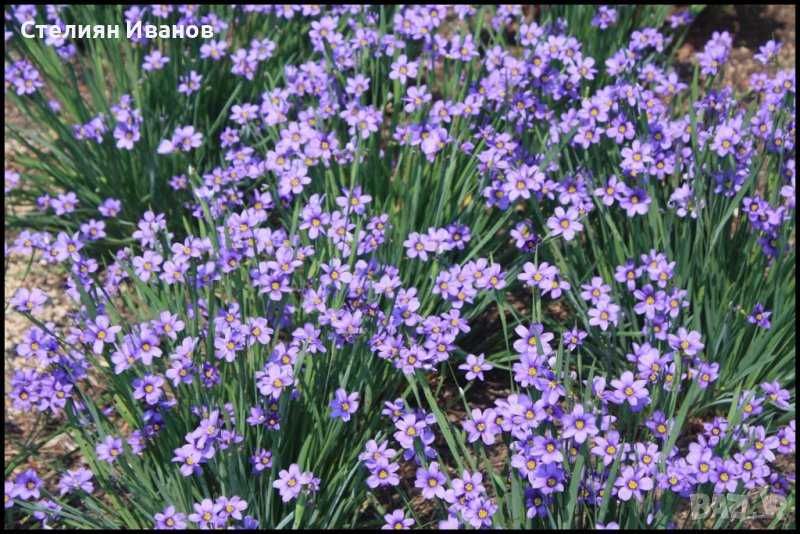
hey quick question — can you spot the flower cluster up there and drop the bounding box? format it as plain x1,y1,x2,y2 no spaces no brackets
5,59,44,95
172,407,243,477
154,496,257,529
110,95,144,150
404,223,471,261
274,464,319,503
157,125,203,154
3,4,795,530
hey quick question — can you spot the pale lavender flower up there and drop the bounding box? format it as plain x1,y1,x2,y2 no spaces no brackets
330,388,360,422
458,353,492,381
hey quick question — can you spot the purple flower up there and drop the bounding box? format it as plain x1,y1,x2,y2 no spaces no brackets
300,195,330,239
10,287,48,313
621,140,654,174
755,39,782,64
278,161,311,197
735,450,770,489
710,459,740,493
452,470,486,501
273,463,314,503
529,434,563,464
614,259,640,290
217,496,248,521
596,176,628,206
32,498,61,526
519,261,556,290
463,408,501,445
366,458,400,488
761,380,791,410
614,466,653,502
389,54,418,84
96,436,124,464
143,49,170,71
747,303,772,329
178,70,203,95
255,363,293,399
547,206,583,241
513,353,544,387
694,361,720,390
712,125,741,157
114,123,140,150
696,31,732,76
336,186,372,215
345,74,370,97
214,329,243,362
465,496,497,528
541,272,571,299
154,311,185,340
188,498,221,529
80,219,107,241
513,323,554,356
592,6,618,29
560,404,598,444
530,463,564,495
133,250,163,282
415,461,447,500
458,353,492,381
135,330,163,365
668,327,704,357
404,231,436,261
591,431,622,466
99,198,122,217
687,442,716,483
172,443,207,477
633,284,662,318
382,509,413,530
158,125,203,154
510,220,540,251
246,317,274,346
330,388,360,422
360,439,398,470
646,412,673,441
619,188,651,216
610,371,650,411
88,315,120,354
132,374,165,405
155,505,188,529
13,469,41,500
58,467,94,496
580,276,611,304
320,258,353,288
174,125,203,152
52,191,79,215
403,84,431,113
5,481,15,509
588,297,621,331
563,327,588,351
200,39,228,60
189,410,222,451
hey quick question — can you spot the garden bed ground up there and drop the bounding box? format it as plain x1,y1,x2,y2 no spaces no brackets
4,4,796,529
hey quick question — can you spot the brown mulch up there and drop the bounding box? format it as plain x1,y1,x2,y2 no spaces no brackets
4,90,80,487
677,5,796,91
